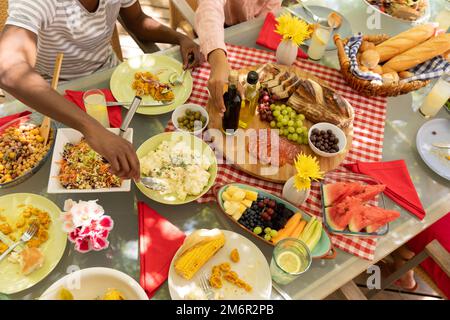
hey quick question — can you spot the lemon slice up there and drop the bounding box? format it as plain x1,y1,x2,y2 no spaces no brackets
276,251,302,274
315,29,330,46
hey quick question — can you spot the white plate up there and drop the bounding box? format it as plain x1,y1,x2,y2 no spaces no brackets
40,267,148,300
168,230,272,300
416,118,450,181
47,128,133,193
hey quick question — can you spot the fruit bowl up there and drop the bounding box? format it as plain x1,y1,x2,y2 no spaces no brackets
215,183,336,259
321,171,389,238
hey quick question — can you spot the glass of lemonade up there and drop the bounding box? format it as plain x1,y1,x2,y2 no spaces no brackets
419,74,450,118
270,238,312,285
307,23,332,61
83,89,110,128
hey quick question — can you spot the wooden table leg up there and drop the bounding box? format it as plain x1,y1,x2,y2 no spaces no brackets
338,280,367,300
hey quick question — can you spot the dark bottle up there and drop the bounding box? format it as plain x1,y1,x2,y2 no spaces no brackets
222,70,242,135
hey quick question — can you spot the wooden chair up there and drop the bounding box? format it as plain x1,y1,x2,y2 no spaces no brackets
0,0,124,61
338,240,449,300
169,0,198,39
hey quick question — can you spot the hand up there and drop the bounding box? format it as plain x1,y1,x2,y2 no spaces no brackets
208,49,230,117
83,125,140,181
178,35,203,69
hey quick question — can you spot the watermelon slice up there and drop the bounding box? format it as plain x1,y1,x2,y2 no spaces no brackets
325,197,362,231
322,182,366,207
323,182,386,207
348,206,401,233
353,184,386,203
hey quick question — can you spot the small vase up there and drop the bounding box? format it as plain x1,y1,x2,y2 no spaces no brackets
282,176,310,207
276,40,298,66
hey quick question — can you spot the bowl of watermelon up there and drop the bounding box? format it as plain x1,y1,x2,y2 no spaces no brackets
320,172,401,237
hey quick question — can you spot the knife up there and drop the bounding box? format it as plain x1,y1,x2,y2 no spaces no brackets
432,142,450,149
119,96,141,138
106,101,172,107
0,231,21,253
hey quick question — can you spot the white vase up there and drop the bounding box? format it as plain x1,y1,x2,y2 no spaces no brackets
276,40,298,66
282,176,310,207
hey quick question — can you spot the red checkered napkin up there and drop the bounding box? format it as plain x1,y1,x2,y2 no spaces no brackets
166,44,387,260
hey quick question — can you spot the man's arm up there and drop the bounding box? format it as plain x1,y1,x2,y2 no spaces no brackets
0,25,140,180
119,1,202,68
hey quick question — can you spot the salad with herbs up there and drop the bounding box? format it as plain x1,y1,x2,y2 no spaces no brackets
58,139,122,189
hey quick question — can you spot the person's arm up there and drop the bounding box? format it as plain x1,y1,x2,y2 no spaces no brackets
0,26,140,180
119,1,202,69
195,0,230,116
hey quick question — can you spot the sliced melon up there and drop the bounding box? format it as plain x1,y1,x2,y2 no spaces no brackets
353,184,386,203
325,197,362,231
323,182,365,207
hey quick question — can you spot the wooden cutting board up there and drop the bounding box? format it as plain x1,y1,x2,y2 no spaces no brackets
207,64,353,184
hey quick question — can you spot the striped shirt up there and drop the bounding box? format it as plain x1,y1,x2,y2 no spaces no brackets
6,0,136,81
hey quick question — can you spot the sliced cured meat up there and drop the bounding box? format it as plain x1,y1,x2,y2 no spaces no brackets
247,129,301,167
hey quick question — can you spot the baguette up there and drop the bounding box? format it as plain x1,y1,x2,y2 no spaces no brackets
375,24,435,62
383,33,450,72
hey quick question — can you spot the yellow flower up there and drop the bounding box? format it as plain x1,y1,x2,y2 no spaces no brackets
293,153,324,190
275,13,312,46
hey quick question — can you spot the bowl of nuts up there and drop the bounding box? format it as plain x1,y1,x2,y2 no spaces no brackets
0,113,55,188
172,104,209,136
308,123,347,157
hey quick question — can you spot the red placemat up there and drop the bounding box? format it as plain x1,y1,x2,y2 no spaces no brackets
167,44,387,260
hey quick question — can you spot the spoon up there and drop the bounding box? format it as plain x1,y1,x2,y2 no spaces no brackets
140,176,168,192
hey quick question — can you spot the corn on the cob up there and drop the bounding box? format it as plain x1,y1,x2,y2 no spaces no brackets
175,233,225,280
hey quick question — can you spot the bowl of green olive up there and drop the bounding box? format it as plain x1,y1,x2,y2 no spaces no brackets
172,104,209,135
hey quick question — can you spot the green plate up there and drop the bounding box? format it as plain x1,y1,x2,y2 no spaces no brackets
109,54,193,115
135,132,218,205
0,193,67,294
216,183,335,259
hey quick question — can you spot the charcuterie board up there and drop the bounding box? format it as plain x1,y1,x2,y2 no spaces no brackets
207,64,354,184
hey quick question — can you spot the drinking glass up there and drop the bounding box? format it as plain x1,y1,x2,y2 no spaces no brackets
83,89,109,128
270,238,312,285
307,23,332,61
419,74,450,118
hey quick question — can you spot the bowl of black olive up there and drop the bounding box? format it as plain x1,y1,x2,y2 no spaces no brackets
172,104,209,135
308,123,347,157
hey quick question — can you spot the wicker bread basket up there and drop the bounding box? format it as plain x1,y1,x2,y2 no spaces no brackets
334,34,431,97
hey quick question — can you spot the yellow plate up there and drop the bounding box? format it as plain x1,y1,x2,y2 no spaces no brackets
0,193,67,294
135,132,218,205
110,54,193,115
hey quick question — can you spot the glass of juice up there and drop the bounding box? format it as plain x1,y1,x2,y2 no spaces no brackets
419,74,450,118
270,238,312,285
83,89,110,128
307,23,332,61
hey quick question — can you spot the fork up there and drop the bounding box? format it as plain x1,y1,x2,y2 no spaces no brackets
198,273,214,300
0,222,38,263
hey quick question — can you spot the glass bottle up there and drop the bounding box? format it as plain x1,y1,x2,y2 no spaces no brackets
222,70,242,135
239,71,260,129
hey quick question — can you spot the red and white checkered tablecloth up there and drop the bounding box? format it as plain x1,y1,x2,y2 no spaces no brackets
166,44,387,260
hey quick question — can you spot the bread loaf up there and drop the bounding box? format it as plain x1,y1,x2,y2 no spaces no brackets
375,24,435,62
383,33,450,72
361,50,380,69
